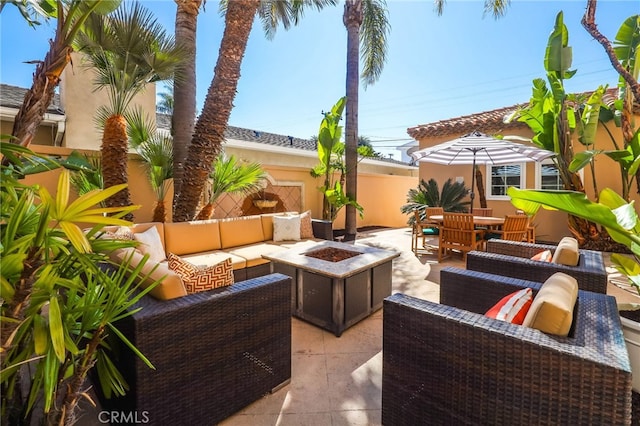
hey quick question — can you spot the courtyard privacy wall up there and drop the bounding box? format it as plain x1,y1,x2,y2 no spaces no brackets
22,145,417,228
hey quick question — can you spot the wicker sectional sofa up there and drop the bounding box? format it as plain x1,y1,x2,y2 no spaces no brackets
382,267,633,425
98,273,292,425
107,213,330,300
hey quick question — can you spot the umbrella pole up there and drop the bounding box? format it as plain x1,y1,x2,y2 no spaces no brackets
470,155,476,214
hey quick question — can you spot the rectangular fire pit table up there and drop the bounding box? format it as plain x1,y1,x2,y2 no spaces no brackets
263,241,399,337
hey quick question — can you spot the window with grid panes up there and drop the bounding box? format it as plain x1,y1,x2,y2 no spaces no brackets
487,164,524,198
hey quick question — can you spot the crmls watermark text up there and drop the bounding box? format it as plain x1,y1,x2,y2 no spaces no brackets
98,411,150,424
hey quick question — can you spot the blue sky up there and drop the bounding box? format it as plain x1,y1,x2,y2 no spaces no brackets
1,1,637,159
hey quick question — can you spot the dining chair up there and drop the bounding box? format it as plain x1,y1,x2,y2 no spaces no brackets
438,212,484,261
411,207,442,255
472,207,493,217
484,214,530,242
516,209,536,243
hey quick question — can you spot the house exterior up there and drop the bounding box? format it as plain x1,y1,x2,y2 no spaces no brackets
1,53,418,227
408,96,639,243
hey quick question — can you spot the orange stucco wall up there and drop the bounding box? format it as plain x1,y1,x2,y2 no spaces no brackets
22,145,419,228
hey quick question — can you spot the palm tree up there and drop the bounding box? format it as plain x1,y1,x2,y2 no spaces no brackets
3,0,120,150
195,154,266,220
138,135,174,222
343,0,390,240
173,0,337,221
172,0,203,210
157,86,175,114
400,178,470,224
75,2,186,219
128,110,174,222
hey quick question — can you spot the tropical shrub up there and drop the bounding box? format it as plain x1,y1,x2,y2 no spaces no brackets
310,97,364,221
401,178,470,224
508,186,639,297
0,142,157,424
195,154,267,220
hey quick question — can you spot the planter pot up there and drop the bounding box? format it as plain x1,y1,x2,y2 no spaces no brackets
311,219,334,241
253,199,278,209
620,309,640,392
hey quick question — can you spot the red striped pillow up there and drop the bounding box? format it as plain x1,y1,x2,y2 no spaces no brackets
485,288,533,325
531,249,552,262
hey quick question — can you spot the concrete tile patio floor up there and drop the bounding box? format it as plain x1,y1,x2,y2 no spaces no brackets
220,227,640,426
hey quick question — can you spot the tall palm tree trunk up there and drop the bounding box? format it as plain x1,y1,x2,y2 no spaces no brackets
343,0,362,240
152,200,167,222
172,0,202,216
102,115,134,220
475,166,487,208
173,0,260,222
11,33,72,148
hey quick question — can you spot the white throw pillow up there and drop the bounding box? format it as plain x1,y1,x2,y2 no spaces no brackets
133,226,166,263
273,214,301,242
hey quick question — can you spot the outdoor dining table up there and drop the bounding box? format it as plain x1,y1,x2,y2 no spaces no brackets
429,214,505,229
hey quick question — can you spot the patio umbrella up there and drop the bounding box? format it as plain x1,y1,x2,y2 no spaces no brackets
410,131,555,213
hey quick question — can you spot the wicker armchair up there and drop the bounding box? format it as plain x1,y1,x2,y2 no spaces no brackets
382,267,632,425
466,239,608,294
98,273,292,425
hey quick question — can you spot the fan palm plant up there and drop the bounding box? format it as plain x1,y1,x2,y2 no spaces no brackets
69,153,103,195
127,109,174,222
75,2,186,220
137,136,173,222
194,154,267,220
400,178,470,225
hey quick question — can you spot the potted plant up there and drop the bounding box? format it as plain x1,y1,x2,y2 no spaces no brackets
0,142,157,424
195,154,267,220
310,97,364,240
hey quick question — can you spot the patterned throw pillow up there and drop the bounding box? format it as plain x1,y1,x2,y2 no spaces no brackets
273,214,301,242
99,226,135,241
167,253,234,294
299,210,314,239
531,249,552,262
485,288,533,325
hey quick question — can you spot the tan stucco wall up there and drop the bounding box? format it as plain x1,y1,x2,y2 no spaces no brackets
23,145,418,229
415,123,640,243
1,117,59,146
225,142,419,228
23,146,161,223
59,52,156,150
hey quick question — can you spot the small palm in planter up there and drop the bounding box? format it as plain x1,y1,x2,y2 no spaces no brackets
508,187,640,392
195,154,266,220
400,177,470,225
0,143,158,425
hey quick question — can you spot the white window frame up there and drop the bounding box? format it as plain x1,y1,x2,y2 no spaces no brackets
485,163,526,200
535,159,583,190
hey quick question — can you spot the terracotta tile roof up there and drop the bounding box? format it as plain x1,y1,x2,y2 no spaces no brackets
1,83,64,115
407,87,634,140
407,104,527,140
